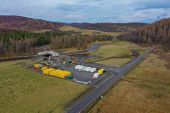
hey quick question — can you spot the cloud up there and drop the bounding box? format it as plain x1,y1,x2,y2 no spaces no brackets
0,0,170,23
117,8,170,23
133,0,170,9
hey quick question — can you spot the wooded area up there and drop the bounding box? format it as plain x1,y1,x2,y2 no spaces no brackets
118,18,170,49
71,23,146,32
0,31,111,56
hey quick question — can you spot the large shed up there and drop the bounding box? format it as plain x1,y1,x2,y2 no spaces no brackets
38,51,59,57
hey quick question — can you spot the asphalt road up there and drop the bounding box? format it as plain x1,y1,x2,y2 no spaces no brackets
66,47,154,113
87,44,100,52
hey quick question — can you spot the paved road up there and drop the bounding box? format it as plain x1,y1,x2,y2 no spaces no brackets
87,44,100,52
66,47,154,113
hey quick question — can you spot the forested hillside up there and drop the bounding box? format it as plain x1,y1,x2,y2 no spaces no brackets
0,31,111,56
118,18,170,49
0,16,146,33
0,15,64,32
70,23,146,32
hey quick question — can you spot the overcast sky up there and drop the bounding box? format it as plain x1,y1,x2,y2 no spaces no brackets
0,0,170,23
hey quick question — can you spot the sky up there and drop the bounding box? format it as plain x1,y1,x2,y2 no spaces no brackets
0,0,170,23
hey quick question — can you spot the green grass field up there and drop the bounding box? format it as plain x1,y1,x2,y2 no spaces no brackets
90,53,170,113
90,41,146,66
96,58,132,66
0,60,87,113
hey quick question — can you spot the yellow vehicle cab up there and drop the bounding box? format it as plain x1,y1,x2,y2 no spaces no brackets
98,69,105,75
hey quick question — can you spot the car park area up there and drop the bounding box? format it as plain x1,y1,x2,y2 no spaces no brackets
33,51,109,85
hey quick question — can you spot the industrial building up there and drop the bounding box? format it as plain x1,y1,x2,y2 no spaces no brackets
33,51,107,84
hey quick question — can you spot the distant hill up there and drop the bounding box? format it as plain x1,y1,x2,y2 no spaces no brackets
0,15,64,32
70,23,147,32
118,18,170,49
0,15,146,34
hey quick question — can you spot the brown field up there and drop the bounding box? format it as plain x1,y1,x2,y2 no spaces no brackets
89,50,170,113
59,26,122,36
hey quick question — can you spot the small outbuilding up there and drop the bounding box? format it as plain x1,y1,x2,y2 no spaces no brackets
38,51,59,57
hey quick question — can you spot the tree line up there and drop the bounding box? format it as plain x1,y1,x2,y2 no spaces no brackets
0,31,111,57
117,18,170,49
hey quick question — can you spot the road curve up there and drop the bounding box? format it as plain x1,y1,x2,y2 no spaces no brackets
66,47,154,113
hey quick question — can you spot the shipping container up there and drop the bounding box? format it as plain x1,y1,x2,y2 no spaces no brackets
43,68,55,75
50,70,71,78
